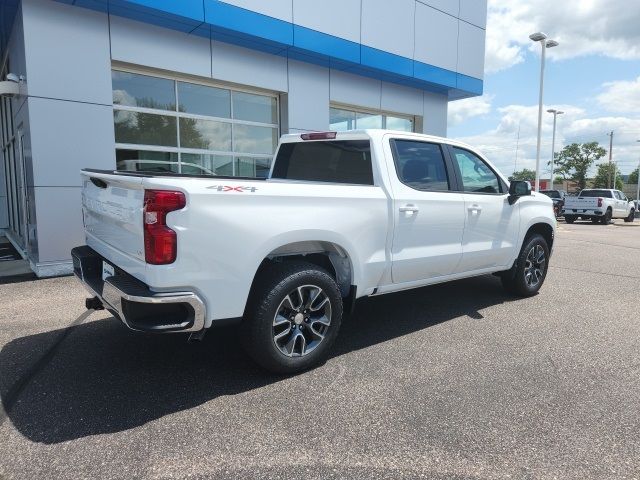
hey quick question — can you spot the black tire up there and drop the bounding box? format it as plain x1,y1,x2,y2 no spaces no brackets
591,217,599,224
564,215,576,224
501,234,550,297
624,209,635,223
242,261,343,374
600,208,612,225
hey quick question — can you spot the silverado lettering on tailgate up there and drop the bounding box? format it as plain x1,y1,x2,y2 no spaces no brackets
207,186,258,192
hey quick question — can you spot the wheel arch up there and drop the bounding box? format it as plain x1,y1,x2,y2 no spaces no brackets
524,221,555,252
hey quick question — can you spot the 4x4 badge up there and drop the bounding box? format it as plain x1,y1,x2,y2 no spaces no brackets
207,185,258,192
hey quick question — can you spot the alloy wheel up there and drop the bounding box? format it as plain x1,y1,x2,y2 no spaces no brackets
272,285,332,357
524,244,546,288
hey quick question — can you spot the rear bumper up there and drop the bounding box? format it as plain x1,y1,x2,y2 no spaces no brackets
71,246,205,333
561,209,602,216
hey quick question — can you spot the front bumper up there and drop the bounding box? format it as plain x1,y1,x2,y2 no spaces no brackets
71,246,205,333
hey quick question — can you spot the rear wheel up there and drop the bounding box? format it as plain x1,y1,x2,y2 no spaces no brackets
564,215,576,224
624,209,635,222
600,208,612,225
242,261,343,374
591,217,599,224
501,234,550,297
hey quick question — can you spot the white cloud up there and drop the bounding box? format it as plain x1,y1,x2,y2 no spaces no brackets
485,0,640,73
597,76,640,113
448,94,493,127
451,104,640,178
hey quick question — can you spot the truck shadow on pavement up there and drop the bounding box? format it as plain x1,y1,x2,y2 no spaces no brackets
0,275,517,444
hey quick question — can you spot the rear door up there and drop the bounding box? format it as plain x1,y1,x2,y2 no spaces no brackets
387,137,465,283
448,146,520,272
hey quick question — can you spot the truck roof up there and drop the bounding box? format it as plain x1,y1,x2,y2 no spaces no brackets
279,129,476,151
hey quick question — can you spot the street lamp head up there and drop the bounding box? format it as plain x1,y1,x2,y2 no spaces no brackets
547,109,556,114
529,32,547,42
546,39,559,48
557,111,564,115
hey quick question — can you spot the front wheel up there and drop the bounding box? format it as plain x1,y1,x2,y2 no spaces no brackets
242,261,343,374
501,234,550,297
624,209,635,222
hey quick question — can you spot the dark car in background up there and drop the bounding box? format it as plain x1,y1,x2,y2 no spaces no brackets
540,190,567,217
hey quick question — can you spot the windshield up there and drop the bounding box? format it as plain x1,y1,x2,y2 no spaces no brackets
580,189,612,198
541,190,560,199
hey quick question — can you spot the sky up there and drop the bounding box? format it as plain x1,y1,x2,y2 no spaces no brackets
448,0,640,179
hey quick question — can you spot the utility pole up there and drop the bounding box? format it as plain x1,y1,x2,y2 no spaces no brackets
607,131,614,188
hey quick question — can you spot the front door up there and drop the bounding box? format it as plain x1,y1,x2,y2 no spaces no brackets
448,146,520,272
388,138,465,284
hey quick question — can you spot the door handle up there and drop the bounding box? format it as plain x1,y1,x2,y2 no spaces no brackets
399,205,419,214
468,204,482,214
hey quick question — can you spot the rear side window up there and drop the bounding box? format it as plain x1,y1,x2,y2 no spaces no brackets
272,140,373,185
391,140,450,191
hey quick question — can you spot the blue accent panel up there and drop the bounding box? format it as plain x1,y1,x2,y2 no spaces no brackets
118,0,204,23
204,0,293,47
0,0,19,57
361,46,414,78
456,74,484,95
212,28,288,55
73,0,109,14
414,61,457,89
293,26,359,64
108,0,203,32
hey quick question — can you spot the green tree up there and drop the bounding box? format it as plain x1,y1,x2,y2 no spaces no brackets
552,142,607,191
629,168,639,185
509,168,536,182
593,163,623,189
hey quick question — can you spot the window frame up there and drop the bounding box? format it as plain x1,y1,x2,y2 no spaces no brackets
111,65,280,177
445,144,508,195
330,104,416,133
389,139,456,193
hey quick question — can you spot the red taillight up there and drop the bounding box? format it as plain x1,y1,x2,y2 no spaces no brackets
300,132,337,140
143,190,186,265
597,197,603,207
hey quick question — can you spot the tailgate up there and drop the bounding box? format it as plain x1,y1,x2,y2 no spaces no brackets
81,171,145,261
564,197,597,209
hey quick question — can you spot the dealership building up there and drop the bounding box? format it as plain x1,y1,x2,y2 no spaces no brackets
0,0,487,276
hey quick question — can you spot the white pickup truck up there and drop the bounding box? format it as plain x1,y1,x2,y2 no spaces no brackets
73,130,555,373
562,189,635,224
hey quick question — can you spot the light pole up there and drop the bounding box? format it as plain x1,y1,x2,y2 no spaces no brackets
530,32,559,191
547,109,564,189
636,140,640,209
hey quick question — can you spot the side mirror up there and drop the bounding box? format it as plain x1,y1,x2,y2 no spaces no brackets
508,180,531,204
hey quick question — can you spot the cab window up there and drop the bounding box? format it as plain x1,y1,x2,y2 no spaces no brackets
452,147,503,194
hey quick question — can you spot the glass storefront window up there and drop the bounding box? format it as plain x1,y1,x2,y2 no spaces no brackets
112,71,175,111
234,125,279,155
114,111,177,147
178,82,231,118
179,118,232,151
330,106,414,132
116,150,179,173
233,91,278,124
112,69,278,177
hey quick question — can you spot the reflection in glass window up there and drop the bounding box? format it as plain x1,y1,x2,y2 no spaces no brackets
330,106,414,132
112,71,175,111
452,147,501,194
233,92,277,124
386,116,413,132
114,111,177,147
330,108,356,131
356,112,383,129
116,149,179,173
234,125,278,155
236,157,272,178
181,153,233,176
178,82,231,118
179,118,231,151
112,70,278,177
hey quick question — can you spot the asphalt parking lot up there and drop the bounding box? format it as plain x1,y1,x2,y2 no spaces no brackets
1,220,639,479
